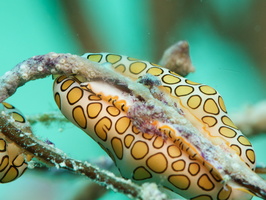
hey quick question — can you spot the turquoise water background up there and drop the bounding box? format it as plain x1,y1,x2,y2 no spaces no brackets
1,1,266,199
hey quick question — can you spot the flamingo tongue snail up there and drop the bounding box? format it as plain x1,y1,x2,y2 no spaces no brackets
53,53,256,199
0,102,33,183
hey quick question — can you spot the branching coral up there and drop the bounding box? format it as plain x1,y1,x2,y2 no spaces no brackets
159,41,195,77
0,41,266,199
232,101,266,137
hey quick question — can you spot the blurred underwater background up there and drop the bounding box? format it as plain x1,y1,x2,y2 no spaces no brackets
1,0,266,199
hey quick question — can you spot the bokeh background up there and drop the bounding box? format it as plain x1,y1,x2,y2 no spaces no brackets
1,0,266,199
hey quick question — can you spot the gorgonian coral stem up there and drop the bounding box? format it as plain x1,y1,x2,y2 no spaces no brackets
0,53,103,103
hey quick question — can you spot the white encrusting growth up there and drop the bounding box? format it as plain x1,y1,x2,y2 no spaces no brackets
140,183,169,200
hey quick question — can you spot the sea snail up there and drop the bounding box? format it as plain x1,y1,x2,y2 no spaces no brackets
0,102,33,183
53,53,256,200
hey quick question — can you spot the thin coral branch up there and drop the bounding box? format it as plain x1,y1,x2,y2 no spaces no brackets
232,101,266,136
73,182,107,200
0,112,168,200
256,167,266,174
59,0,100,52
159,41,195,76
26,112,69,126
